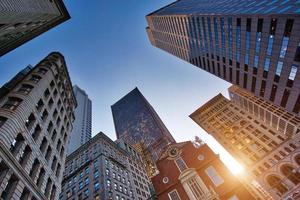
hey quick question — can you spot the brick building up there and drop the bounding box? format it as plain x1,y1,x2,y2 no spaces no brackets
146,0,300,115
151,140,256,200
0,0,70,56
0,52,76,200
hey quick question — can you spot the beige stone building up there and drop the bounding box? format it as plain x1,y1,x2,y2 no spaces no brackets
0,52,76,200
190,86,300,200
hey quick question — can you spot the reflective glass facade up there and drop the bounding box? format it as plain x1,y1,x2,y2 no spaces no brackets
146,0,300,115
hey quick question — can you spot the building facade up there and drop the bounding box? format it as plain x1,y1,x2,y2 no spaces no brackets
0,0,70,56
0,52,76,200
151,140,256,200
190,86,300,199
67,85,92,154
146,0,300,115
60,132,151,200
111,87,175,177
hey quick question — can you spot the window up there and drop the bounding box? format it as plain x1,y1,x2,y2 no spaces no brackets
2,97,22,110
38,68,48,75
168,190,181,200
29,75,41,83
0,116,7,128
294,42,300,62
83,189,89,197
107,179,111,187
18,84,33,94
275,61,283,76
94,170,99,178
94,182,100,191
205,166,224,186
288,65,298,81
79,181,83,189
175,157,187,172
228,195,239,200
85,177,89,185
44,89,50,99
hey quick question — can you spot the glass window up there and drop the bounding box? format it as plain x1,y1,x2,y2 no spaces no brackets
2,97,22,110
94,170,99,178
94,182,100,191
168,189,181,200
264,58,270,71
228,195,239,200
266,35,274,56
289,65,298,80
205,166,224,186
85,177,89,185
279,37,289,58
79,181,83,189
175,157,187,172
275,61,283,76
18,84,34,94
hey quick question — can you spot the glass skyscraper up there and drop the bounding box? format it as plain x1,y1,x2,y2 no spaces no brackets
146,0,300,116
111,87,175,177
67,85,92,154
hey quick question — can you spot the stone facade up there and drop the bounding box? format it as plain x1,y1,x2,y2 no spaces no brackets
0,0,70,56
146,0,300,116
111,87,175,177
190,86,300,199
60,132,151,200
152,141,256,200
67,85,92,155
0,52,76,200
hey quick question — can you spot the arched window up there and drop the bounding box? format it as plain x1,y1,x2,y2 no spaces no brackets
295,155,300,166
267,175,288,195
281,165,300,185
284,147,292,153
10,134,25,156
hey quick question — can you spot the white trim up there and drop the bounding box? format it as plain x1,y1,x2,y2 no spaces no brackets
168,189,181,200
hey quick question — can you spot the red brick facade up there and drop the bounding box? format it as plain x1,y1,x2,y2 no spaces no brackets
152,142,255,200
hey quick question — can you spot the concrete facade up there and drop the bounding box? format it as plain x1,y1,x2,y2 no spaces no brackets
0,0,70,56
60,132,151,200
190,86,300,199
0,52,76,200
67,85,92,155
152,141,256,200
146,0,300,116
111,87,175,177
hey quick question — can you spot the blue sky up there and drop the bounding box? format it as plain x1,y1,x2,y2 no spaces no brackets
0,0,243,172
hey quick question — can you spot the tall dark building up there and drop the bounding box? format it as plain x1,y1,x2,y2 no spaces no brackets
111,88,175,177
146,0,300,116
0,0,70,56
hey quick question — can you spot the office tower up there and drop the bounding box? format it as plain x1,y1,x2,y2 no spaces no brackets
146,0,300,115
60,132,151,200
151,140,256,199
190,86,300,199
0,0,70,56
67,85,92,154
0,52,76,200
111,87,175,177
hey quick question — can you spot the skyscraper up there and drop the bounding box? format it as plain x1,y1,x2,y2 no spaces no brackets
67,85,92,154
0,0,70,56
0,52,76,200
111,87,175,177
190,86,300,199
146,0,300,115
151,140,257,200
60,132,151,200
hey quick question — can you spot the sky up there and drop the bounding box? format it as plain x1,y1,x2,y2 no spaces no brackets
0,0,243,173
